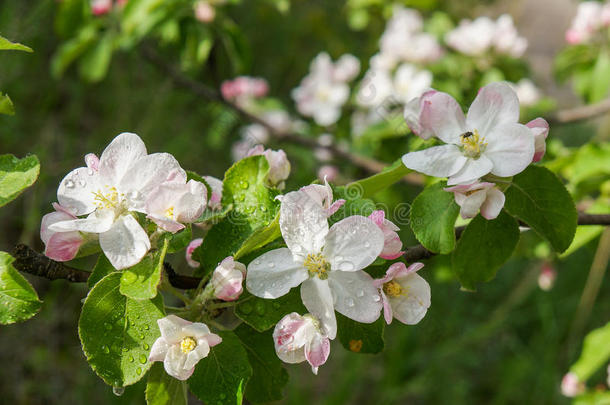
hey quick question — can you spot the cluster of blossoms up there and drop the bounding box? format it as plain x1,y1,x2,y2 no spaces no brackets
90,0,127,16
445,14,527,58
291,52,360,126
246,180,430,372
565,1,610,45
402,82,549,219
221,76,269,107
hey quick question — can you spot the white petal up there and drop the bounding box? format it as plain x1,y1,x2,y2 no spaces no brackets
182,322,211,339
466,82,520,135
390,273,431,325
458,190,487,219
300,278,337,339
447,155,493,186
149,338,170,362
164,345,193,381
183,340,210,370
99,215,151,270
246,248,309,299
158,315,191,343
402,145,468,178
420,91,467,144
323,216,384,272
41,210,75,244
49,209,115,233
98,132,147,186
480,188,505,220
57,167,103,216
484,123,535,177
328,270,382,323
119,153,187,199
279,190,329,260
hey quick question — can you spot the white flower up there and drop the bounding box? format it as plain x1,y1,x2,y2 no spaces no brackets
298,178,345,217
393,64,433,105
246,190,384,339
561,372,584,397
356,68,394,108
273,312,330,374
373,262,430,325
444,181,505,220
446,15,527,57
401,82,535,185
566,1,604,44
149,315,222,381
210,256,246,301
333,54,361,82
492,14,528,58
145,180,207,233
50,133,186,269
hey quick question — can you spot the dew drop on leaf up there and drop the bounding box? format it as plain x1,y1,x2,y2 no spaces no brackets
112,386,125,397
136,367,142,375
139,354,147,364
255,301,266,316
143,343,149,350
240,302,253,314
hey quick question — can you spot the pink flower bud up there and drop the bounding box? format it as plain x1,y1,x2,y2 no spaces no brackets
403,90,437,140
561,372,584,397
368,210,403,260
538,262,556,291
211,257,246,301
91,0,112,16
526,118,549,162
194,1,215,23
317,165,338,183
186,238,203,268
40,203,84,262
247,145,291,189
444,182,505,220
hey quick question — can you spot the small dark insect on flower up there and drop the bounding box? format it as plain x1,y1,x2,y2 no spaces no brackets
461,131,474,139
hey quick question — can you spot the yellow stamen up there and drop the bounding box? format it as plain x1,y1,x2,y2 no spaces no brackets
303,253,330,280
165,206,175,219
383,280,405,298
460,129,487,159
92,186,119,209
180,337,197,354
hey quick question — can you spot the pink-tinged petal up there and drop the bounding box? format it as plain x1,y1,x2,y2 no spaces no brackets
98,132,147,185
390,273,431,325
273,313,311,364
158,315,191,343
403,91,436,140
57,167,103,216
163,345,193,381
186,238,203,268
382,292,393,324
206,333,222,347
211,258,245,301
328,270,382,323
327,199,345,216
304,333,330,373
41,209,75,244
526,118,549,162
444,181,494,194
182,322,211,338
45,232,83,261
300,180,333,211
480,188,505,220
99,215,151,270
148,337,170,362
420,91,467,144
301,278,337,339
279,190,329,260
561,372,584,397
203,176,223,210
85,153,100,171
183,340,210,370
447,155,493,186
119,153,187,199
49,209,115,234
458,189,488,219
402,145,468,178
380,251,404,260
264,149,291,186
174,180,207,223
147,215,185,233
484,122,535,177
466,82,520,135
246,248,309,299
323,216,384,272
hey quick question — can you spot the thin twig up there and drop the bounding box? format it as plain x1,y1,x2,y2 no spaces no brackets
11,213,610,289
549,98,610,124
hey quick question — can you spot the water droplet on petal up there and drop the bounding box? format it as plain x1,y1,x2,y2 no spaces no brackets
364,242,370,248
78,180,87,187
268,262,275,268
346,298,355,307
356,290,364,297
373,295,381,302
87,169,95,176
65,180,75,189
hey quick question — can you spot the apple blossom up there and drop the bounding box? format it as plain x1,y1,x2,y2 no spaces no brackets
444,182,506,220
149,315,222,381
246,190,384,339
273,312,330,374
246,145,291,189
356,68,394,109
91,0,112,15
561,372,585,397
368,210,403,260
526,118,549,162
49,132,187,269
40,203,85,262
492,15,528,58
565,1,605,44
403,90,437,139
145,180,207,233
221,76,269,103
298,178,345,217
210,256,246,301
373,262,430,325
317,165,339,183
401,82,536,185
186,238,203,268
538,262,556,291
393,64,433,105
203,176,223,210
194,1,215,23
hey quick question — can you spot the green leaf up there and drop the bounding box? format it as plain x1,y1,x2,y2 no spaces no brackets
167,225,192,254
120,238,169,300
336,313,384,354
235,324,289,403
0,93,15,115
188,331,252,405
574,391,610,405
590,50,610,102
570,322,610,381
0,252,42,325
0,35,33,52
409,182,460,254
195,156,279,276
451,212,520,290
79,272,165,387
329,185,377,226
345,159,411,198
504,165,577,253
78,32,114,83
51,25,97,78
145,363,187,405
88,254,115,289
236,290,306,332
0,154,40,208
234,213,280,260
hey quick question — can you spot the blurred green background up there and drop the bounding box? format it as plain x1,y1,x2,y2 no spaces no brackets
1,0,609,404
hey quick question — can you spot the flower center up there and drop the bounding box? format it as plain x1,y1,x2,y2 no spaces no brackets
383,280,404,298
92,186,121,209
180,337,197,354
165,206,175,219
460,129,487,159
303,253,330,280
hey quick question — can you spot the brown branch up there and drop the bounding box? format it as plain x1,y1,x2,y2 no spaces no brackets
548,97,610,124
140,46,423,184
11,213,610,288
